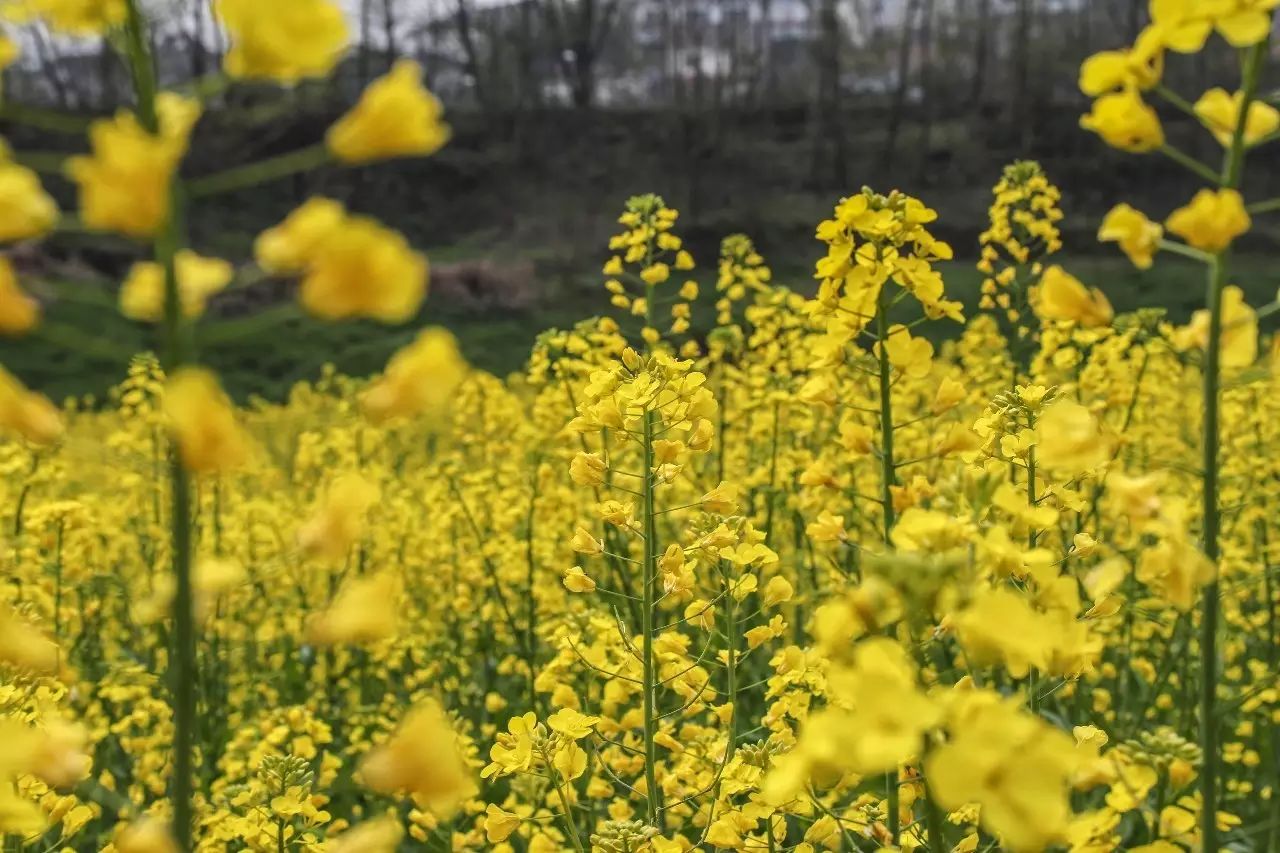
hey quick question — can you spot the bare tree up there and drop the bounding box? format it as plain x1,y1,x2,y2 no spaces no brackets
968,0,991,106
454,0,491,110
811,0,847,185
540,0,624,109
883,0,922,168
382,0,399,69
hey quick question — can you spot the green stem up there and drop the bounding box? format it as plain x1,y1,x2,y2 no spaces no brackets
186,144,330,198
1247,197,1280,215
875,289,900,845
640,278,661,826
1199,38,1268,853
1160,143,1223,185
123,2,197,848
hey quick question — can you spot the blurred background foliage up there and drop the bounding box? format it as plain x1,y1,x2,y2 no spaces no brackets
3,0,1279,399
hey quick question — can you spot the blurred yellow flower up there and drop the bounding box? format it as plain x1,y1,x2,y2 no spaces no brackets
113,818,178,853
215,0,348,83
0,363,61,445
1194,88,1280,147
257,203,428,323
308,571,399,645
1078,26,1164,95
1098,203,1162,269
1080,90,1164,152
361,327,468,423
0,34,17,69
0,601,59,673
297,473,380,561
327,60,451,164
120,250,234,322
360,700,474,815
0,257,38,335
1033,266,1113,328
328,817,403,853
1036,399,1111,476
67,94,200,238
163,367,249,474
1166,188,1251,253
0,145,58,242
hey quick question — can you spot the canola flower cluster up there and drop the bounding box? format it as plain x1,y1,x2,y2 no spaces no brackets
1,1,1280,851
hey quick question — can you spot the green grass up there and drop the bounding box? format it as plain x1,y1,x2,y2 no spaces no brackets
6,252,1277,404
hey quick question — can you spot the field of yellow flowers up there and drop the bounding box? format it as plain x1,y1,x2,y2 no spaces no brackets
3,1,1280,852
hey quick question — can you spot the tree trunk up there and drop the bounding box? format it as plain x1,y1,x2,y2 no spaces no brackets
1012,0,1031,148
968,0,991,107
189,0,207,80
883,0,921,170
382,0,398,69
916,0,936,178
454,0,489,110
360,0,374,83
813,0,847,186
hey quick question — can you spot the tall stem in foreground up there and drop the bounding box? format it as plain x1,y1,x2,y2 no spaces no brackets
640,280,661,825
123,2,196,847
874,292,899,844
1200,39,1266,853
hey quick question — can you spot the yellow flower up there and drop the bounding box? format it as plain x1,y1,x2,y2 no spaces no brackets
1078,26,1164,95
1033,266,1114,328
134,556,247,624
254,197,347,274
308,571,399,645
928,697,1080,852
328,817,403,853
763,575,794,607
1080,90,1164,152
562,566,596,593
28,0,125,34
1098,204,1162,269
119,250,234,322
1194,88,1280,147
361,328,468,423
0,258,38,335
258,203,428,323
114,818,179,853
546,707,599,739
1182,284,1258,368
327,60,451,164
0,602,59,673
1039,397,1111,471
1138,533,1216,611
0,147,58,242
1212,0,1280,47
641,263,671,285
484,804,522,843
163,367,249,474
569,451,607,486
0,34,17,70
1166,188,1250,253
360,702,474,817
3,718,91,789
67,94,200,238
877,324,934,378
1149,0,1214,53
0,364,61,445
215,0,348,83
297,474,380,561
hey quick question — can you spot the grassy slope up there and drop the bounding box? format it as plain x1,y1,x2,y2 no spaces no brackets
5,253,1276,404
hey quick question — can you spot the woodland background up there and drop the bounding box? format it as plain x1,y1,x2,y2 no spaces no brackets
4,0,1279,398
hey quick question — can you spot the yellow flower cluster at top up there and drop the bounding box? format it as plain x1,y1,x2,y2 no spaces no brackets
977,161,1065,352
603,194,699,348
